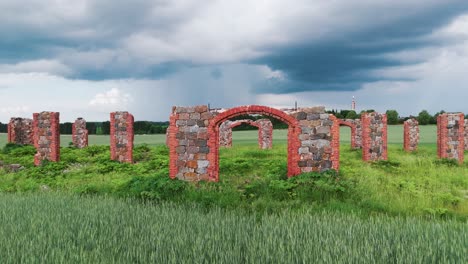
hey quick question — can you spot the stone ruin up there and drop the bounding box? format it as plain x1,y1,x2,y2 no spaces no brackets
33,111,60,166
361,112,388,161
465,119,468,151
7,117,33,145
403,118,419,152
110,111,134,163
437,113,464,164
338,119,362,149
219,119,273,149
168,105,339,181
72,118,88,148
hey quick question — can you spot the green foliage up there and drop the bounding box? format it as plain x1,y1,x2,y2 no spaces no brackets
417,110,432,125
386,109,399,124
345,110,358,119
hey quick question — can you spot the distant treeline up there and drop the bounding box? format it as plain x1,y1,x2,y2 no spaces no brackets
0,121,169,135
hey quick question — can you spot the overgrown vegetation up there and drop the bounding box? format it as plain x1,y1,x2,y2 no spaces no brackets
0,136,467,219
0,193,466,263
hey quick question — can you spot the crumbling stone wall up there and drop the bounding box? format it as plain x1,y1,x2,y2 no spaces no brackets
338,119,362,149
110,111,134,163
33,112,60,166
437,113,464,164
219,119,273,149
361,112,388,161
7,117,33,145
403,118,419,152
169,105,339,182
72,118,88,148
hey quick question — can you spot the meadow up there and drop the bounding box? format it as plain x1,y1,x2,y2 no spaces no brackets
0,193,465,263
0,125,466,262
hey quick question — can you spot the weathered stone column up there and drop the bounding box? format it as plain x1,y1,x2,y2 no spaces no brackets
219,120,233,147
72,118,88,148
464,119,468,151
256,119,273,149
437,113,464,164
33,112,60,165
361,112,388,161
7,117,33,145
403,118,419,152
110,111,134,163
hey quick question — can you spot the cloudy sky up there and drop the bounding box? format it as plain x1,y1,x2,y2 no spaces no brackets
1,0,468,122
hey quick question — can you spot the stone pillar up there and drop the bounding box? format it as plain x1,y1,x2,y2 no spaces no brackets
169,105,212,181
110,111,134,163
437,113,464,164
464,119,468,151
352,119,362,149
403,118,419,152
219,120,233,147
72,118,88,148
256,119,273,149
33,112,60,166
7,117,33,145
291,107,338,172
361,112,388,161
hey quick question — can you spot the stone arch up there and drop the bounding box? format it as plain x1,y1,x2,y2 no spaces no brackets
207,105,301,181
219,119,273,149
337,119,357,149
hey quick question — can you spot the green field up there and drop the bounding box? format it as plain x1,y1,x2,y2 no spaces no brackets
0,124,438,147
0,125,466,263
0,193,465,263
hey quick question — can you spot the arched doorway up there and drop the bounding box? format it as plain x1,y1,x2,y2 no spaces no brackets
207,105,301,181
338,119,357,149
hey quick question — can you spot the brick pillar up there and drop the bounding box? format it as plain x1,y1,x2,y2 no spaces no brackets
362,112,387,161
33,112,60,166
72,118,88,148
110,111,134,163
437,113,464,164
403,118,419,152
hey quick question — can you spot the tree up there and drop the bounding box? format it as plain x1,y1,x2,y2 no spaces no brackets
417,110,432,125
345,110,358,119
386,110,399,125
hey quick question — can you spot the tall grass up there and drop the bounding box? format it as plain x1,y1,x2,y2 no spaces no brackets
0,193,465,263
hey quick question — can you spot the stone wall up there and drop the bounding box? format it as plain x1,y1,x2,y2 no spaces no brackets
168,105,212,181
169,105,339,182
110,111,134,163
437,113,464,164
7,117,33,145
33,112,60,166
361,112,388,161
403,118,419,152
72,118,88,148
219,119,273,149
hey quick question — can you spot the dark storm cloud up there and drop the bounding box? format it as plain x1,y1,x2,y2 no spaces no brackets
253,2,468,93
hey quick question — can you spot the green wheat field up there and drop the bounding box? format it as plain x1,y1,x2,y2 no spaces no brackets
0,125,466,263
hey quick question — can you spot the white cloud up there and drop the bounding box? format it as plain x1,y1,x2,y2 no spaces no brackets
89,88,133,109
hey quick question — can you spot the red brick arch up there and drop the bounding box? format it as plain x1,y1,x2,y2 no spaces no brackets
207,105,301,181
229,120,260,129
337,119,357,149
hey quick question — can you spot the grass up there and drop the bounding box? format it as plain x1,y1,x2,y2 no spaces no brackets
0,193,465,263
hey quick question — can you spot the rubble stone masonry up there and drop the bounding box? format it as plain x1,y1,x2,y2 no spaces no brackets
403,118,419,152
33,112,60,166
8,117,33,145
110,112,134,163
361,112,388,161
72,118,88,148
437,113,464,164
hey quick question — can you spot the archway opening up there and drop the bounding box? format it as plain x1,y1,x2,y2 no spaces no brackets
207,105,301,182
219,114,286,182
